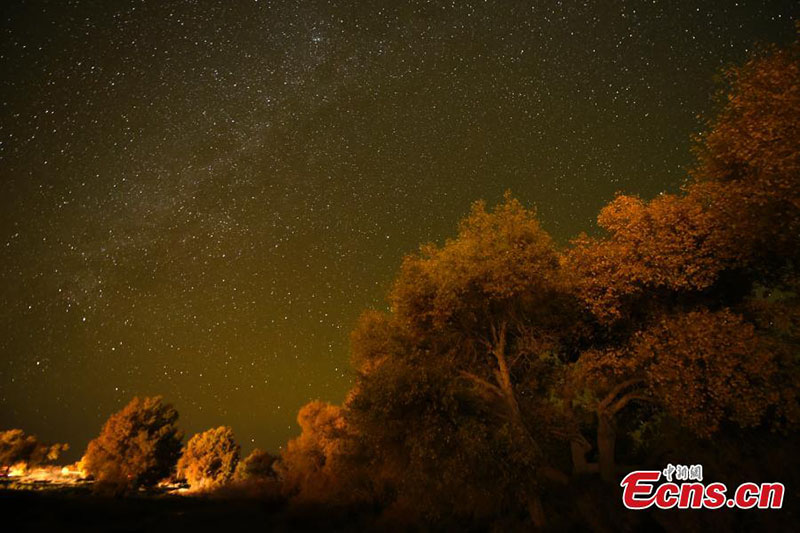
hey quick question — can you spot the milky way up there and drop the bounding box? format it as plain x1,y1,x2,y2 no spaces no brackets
1,1,797,458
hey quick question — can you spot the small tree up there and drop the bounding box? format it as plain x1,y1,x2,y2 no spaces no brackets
0,429,68,475
234,448,277,481
82,396,182,494
277,401,366,505
177,426,240,491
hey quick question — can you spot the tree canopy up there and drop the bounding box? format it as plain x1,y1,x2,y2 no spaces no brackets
82,396,183,493
177,426,240,491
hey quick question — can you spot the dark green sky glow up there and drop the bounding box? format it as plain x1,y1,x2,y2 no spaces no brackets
1,1,798,459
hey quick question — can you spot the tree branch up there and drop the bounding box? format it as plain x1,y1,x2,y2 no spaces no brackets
541,465,569,485
459,370,503,398
610,393,653,415
598,378,645,412
490,320,508,358
549,429,591,450
510,349,531,369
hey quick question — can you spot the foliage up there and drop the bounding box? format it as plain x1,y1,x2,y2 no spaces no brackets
177,426,240,491
346,194,583,526
691,37,800,199
234,448,277,481
82,396,183,494
688,34,800,286
275,400,371,505
572,309,796,438
567,192,741,322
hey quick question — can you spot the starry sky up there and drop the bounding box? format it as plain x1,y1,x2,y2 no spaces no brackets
1,1,797,460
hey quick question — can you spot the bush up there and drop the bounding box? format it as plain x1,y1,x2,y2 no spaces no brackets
0,429,68,474
177,426,240,491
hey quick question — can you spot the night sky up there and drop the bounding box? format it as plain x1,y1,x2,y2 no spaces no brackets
1,1,797,460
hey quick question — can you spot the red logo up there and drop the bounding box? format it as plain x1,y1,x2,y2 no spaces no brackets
620,465,784,510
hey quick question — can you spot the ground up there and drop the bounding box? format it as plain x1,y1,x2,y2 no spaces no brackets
0,487,380,533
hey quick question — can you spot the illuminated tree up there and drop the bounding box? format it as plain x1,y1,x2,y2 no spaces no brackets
567,192,740,323
567,32,800,322
569,308,798,480
0,429,68,475
691,33,799,200
276,400,368,505
82,396,182,494
688,32,800,287
177,426,240,490
347,194,582,527
563,36,800,484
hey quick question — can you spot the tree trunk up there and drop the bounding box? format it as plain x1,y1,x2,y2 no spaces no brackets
527,492,546,529
594,379,647,483
487,321,567,524
570,437,596,475
491,322,544,457
597,412,616,482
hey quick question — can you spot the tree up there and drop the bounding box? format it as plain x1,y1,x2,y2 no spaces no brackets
563,34,800,483
567,192,741,323
564,188,762,481
234,448,277,481
276,400,366,505
0,429,68,475
568,308,798,480
347,194,582,527
567,31,800,325
82,396,183,494
691,32,799,201
177,426,240,491
689,31,800,285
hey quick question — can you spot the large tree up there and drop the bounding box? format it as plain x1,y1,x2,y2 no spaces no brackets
347,194,582,526
568,308,798,480
689,31,800,288
564,34,800,482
